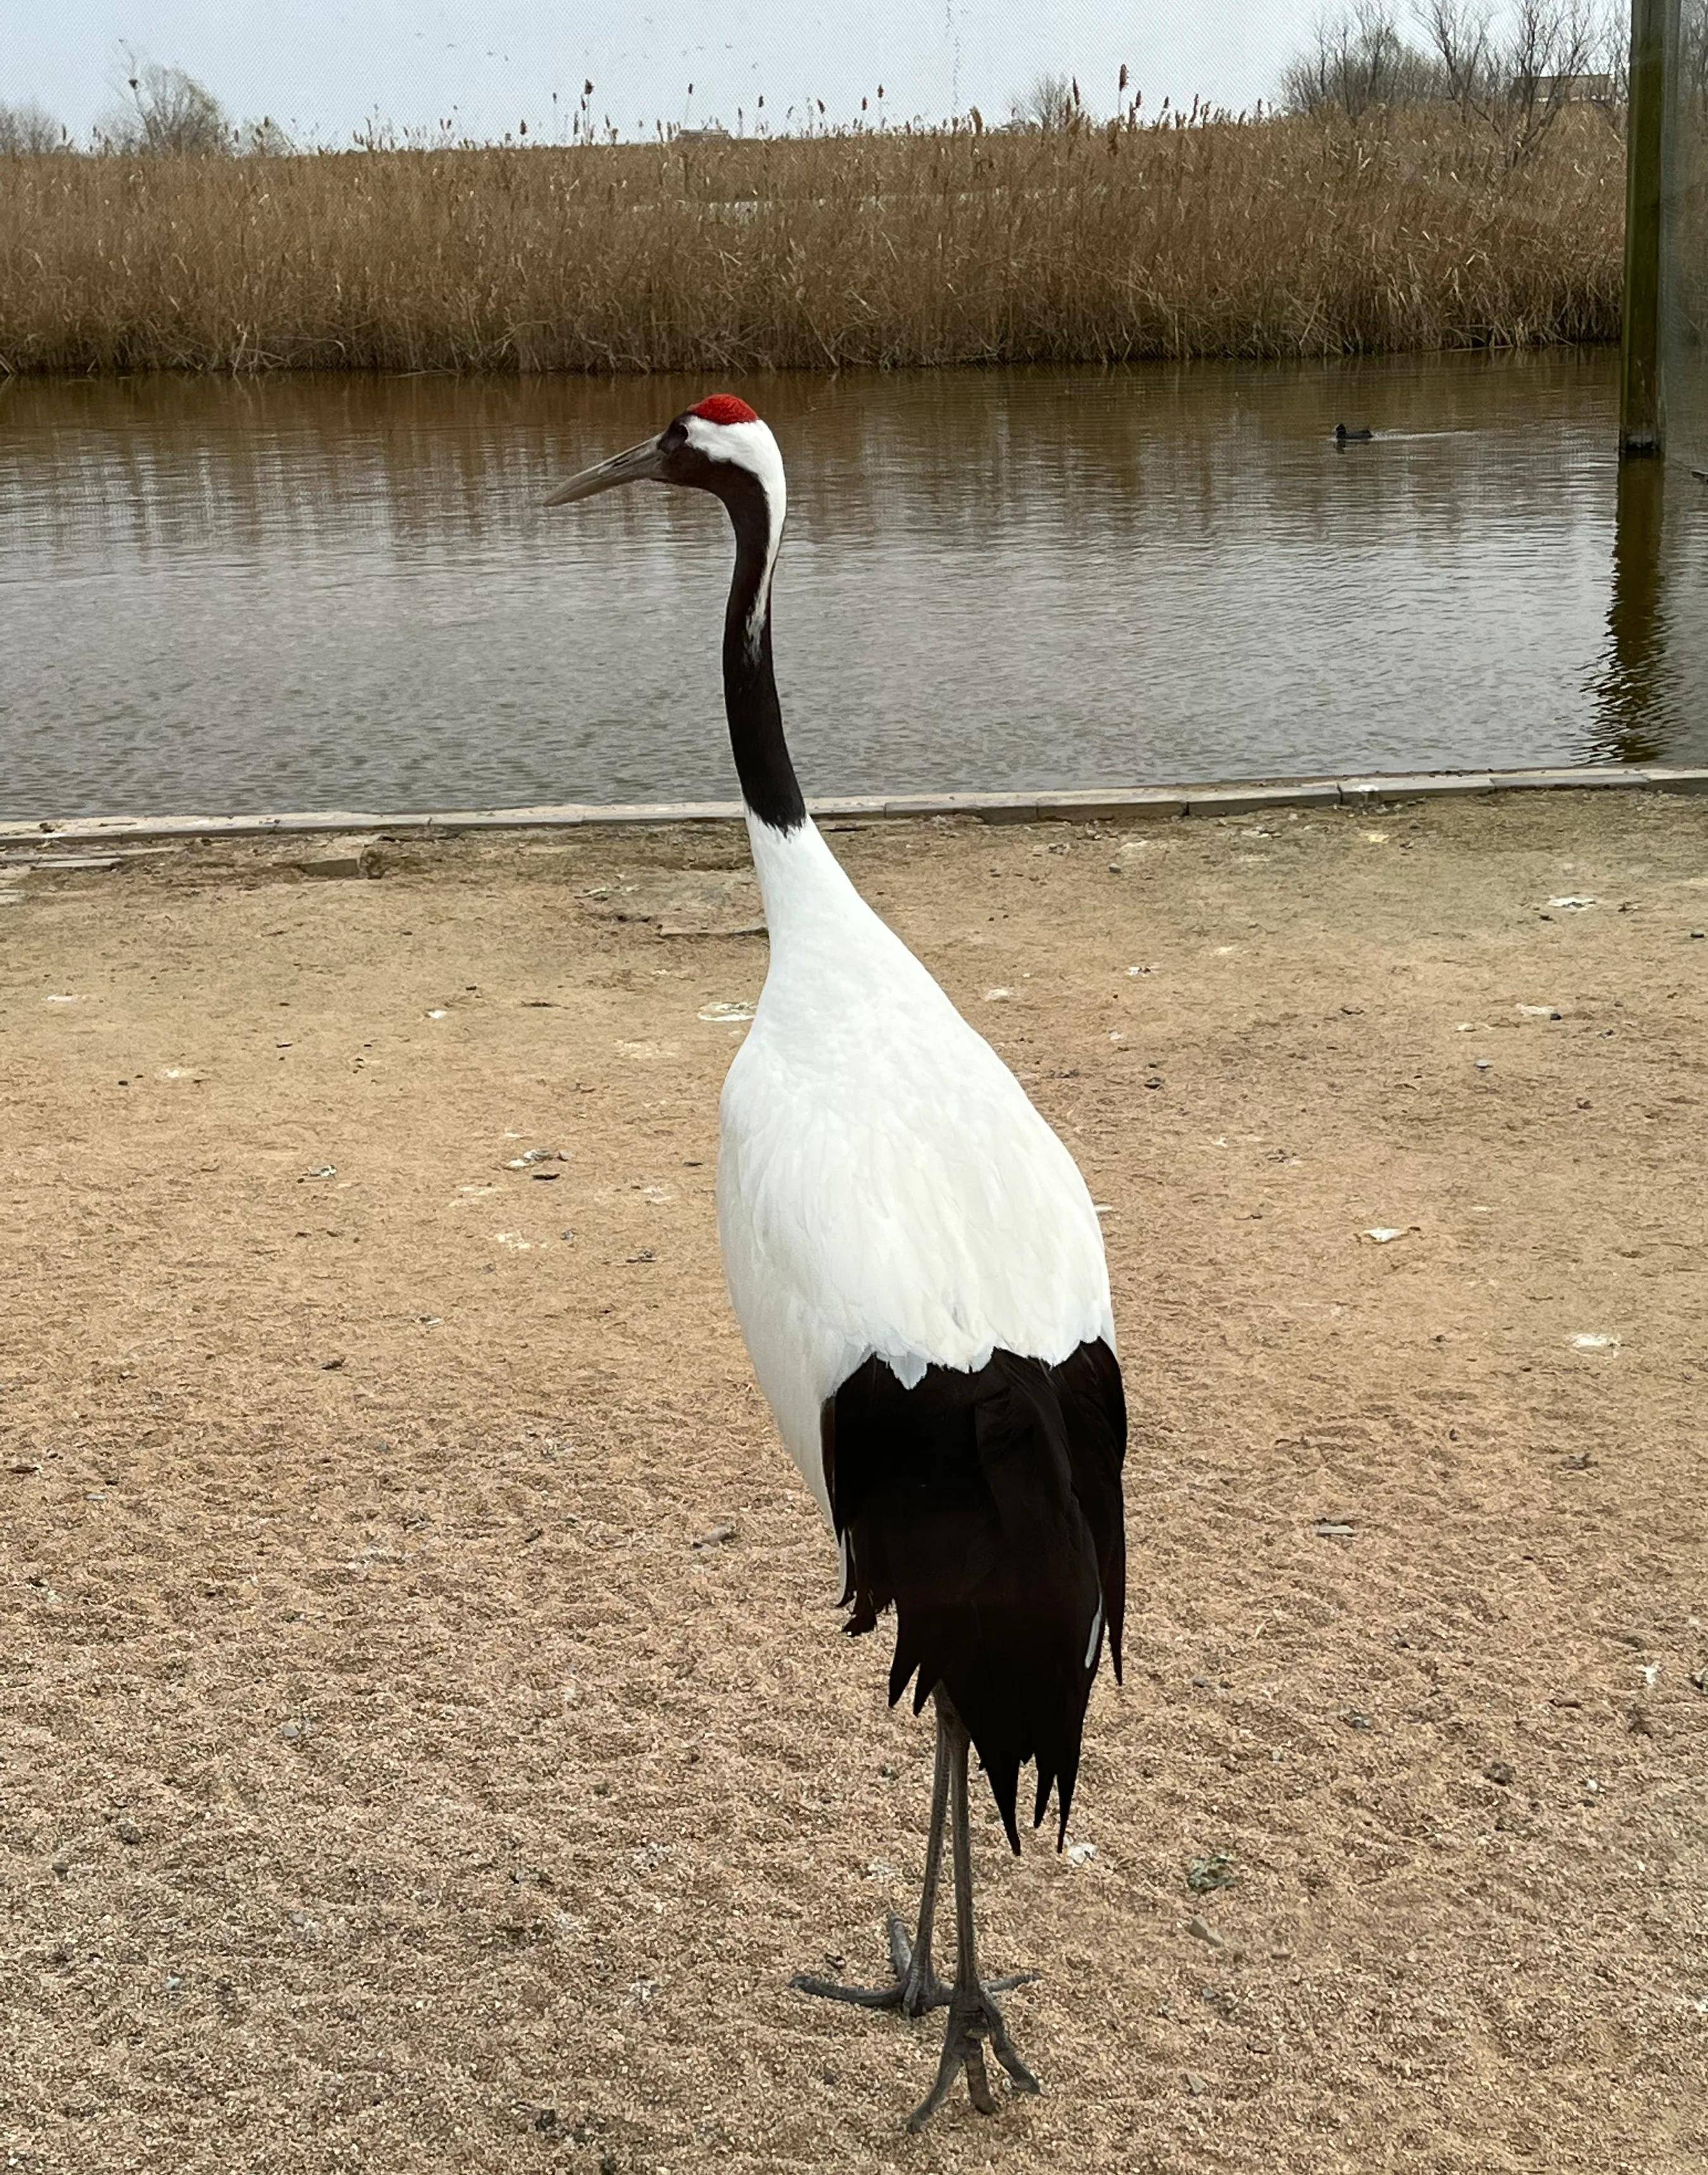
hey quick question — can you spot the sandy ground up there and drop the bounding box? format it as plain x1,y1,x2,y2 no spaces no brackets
1,791,1705,2175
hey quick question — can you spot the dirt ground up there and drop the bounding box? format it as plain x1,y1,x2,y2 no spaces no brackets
2,791,1705,2175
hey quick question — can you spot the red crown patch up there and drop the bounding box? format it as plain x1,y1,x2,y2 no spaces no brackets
690,394,760,426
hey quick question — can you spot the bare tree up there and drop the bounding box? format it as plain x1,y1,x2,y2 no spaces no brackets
1584,0,1631,121
100,60,232,154
1016,72,1079,132
1287,1,1624,156
0,99,67,153
1503,0,1599,158
1280,3,1446,118
1415,0,1497,118
1414,0,1607,159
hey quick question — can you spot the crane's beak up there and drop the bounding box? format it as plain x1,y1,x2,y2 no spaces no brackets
541,435,667,507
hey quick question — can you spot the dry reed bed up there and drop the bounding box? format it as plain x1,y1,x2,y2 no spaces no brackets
0,111,1624,376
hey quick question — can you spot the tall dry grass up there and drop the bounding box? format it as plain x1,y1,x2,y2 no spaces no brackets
0,109,1624,376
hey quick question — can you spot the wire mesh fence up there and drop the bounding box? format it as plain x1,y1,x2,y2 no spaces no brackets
1663,0,1708,461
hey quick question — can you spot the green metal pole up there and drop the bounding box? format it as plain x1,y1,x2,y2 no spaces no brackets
1621,0,1678,456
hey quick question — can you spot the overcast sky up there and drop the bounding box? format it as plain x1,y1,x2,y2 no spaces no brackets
7,3,1323,145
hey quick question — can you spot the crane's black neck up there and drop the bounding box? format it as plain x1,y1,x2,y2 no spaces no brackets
715,474,806,834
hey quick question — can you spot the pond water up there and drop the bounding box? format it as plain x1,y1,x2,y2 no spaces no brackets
2,352,1704,822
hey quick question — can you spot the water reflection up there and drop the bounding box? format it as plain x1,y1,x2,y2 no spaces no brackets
1589,461,1668,760
0,352,1702,821
1585,459,1707,763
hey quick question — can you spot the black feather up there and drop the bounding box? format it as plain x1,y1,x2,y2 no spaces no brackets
822,1339,1126,1851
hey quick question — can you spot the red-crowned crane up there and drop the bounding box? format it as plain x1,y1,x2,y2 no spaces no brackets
545,394,1126,2130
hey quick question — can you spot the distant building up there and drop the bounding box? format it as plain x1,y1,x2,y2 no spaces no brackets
1520,72,1614,102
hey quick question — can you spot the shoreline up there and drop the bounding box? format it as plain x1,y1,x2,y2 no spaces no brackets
5,761,1707,848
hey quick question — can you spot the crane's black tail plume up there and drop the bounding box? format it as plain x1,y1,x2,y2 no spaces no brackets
824,1338,1126,1850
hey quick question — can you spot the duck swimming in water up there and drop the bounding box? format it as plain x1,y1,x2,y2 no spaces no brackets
1335,424,1375,443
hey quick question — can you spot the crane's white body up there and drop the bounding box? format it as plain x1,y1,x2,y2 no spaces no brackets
718,813,1117,1522
547,395,1125,2121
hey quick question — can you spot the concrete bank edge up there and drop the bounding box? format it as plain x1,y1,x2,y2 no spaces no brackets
3,765,1705,847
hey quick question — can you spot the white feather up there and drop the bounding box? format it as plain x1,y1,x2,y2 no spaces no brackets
683,415,786,646
718,815,1115,1522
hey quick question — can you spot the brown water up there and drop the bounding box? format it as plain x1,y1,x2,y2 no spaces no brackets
3,352,1704,822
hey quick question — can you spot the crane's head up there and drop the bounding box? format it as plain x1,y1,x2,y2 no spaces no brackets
546,395,796,822
542,394,784,525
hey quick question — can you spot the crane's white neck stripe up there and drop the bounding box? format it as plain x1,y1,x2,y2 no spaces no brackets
684,414,786,645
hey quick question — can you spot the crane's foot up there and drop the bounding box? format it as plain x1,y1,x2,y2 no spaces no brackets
907,1980,1041,2133
791,1914,1034,2021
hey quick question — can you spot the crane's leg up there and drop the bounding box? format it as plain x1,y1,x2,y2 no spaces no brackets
791,1691,1034,2021
905,1701,1041,2132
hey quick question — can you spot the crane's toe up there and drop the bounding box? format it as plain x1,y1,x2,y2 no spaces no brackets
792,1914,1037,2021
906,1981,1041,2132
791,1912,951,2016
